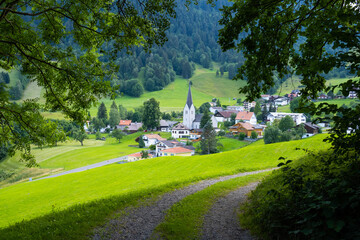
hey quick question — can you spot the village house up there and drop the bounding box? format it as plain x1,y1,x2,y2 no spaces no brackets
126,122,143,133
227,106,245,112
261,95,271,101
302,122,321,134
267,112,306,125
157,120,178,132
171,123,190,139
274,97,290,106
229,122,264,137
127,152,153,161
117,120,132,130
243,101,256,111
155,140,183,156
214,111,238,122
189,129,203,140
235,111,257,125
209,106,223,114
142,134,166,147
159,146,195,157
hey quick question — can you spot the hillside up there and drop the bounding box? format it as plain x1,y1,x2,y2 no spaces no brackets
0,134,329,233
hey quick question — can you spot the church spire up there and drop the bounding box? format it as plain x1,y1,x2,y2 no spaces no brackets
186,83,193,108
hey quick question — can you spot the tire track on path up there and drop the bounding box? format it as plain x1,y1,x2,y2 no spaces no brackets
92,169,274,240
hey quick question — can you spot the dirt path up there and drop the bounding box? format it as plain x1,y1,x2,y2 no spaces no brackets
201,182,259,240
92,169,273,240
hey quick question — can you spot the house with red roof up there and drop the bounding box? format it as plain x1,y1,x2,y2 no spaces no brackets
142,134,166,147
235,111,257,125
230,122,264,137
159,146,195,157
116,120,132,131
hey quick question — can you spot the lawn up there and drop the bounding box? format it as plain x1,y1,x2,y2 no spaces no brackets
0,134,329,233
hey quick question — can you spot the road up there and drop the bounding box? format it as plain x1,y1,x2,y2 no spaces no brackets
36,155,129,181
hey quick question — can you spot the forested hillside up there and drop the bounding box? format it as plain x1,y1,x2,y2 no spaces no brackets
103,0,245,97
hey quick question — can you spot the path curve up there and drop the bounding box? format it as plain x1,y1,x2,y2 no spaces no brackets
201,182,259,240
92,169,275,240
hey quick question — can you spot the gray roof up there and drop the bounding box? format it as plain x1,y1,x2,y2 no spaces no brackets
159,120,169,127
183,145,196,150
193,114,203,123
127,122,143,131
186,84,193,108
158,140,181,148
173,123,189,130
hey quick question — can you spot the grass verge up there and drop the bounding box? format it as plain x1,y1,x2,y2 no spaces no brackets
155,171,272,240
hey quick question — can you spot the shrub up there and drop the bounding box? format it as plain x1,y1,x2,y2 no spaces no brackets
250,131,258,139
240,151,360,240
238,132,246,140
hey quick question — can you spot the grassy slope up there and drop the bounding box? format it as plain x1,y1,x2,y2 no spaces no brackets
0,132,152,187
277,98,357,113
18,67,243,119
0,134,329,228
275,76,356,95
156,171,271,239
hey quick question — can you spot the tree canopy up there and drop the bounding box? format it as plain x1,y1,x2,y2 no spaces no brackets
0,0,177,164
142,98,161,130
218,0,360,153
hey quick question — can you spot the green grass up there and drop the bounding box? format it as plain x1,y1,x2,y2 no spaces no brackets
19,67,242,119
0,132,157,187
155,171,271,239
39,132,144,170
276,76,357,95
0,134,329,234
193,137,249,152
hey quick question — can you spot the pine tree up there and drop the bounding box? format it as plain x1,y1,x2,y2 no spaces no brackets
97,102,108,121
109,101,120,128
200,110,211,128
138,136,145,148
118,104,127,119
200,121,218,154
216,99,221,107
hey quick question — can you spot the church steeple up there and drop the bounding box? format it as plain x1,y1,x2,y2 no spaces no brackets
186,83,193,108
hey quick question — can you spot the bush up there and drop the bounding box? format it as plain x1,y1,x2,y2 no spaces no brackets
238,132,246,140
240,151,360,240
250,131,258,139
95,132,102,140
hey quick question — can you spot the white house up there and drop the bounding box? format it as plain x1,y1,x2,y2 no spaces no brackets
142,134,166,147
214,111,238,123
209,106,223,114
155,140,183,156
243,101,256,111
171,123,190,139
274,97,290,106
227,106,245,112
267,112,306,125
235,111,257,125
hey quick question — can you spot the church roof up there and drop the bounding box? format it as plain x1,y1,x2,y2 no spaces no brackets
193,114,203,123
186,84,193,108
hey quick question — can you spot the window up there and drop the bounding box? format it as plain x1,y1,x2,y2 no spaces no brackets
171,154,174,156
186,111,188,114
191,111,193,114
165,153,167,156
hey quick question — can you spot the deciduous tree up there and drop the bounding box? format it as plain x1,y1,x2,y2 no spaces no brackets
0,0,177,164
143,98,161,129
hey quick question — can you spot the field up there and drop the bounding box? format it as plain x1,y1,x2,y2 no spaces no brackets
16,67,243,119
275,76,357,95
0,134,329,233
277,98,358,113
0,132,159,187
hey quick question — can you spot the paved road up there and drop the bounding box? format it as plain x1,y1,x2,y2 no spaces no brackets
36,155,130,181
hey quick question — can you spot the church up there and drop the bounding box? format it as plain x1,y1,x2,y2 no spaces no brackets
172,84,217,139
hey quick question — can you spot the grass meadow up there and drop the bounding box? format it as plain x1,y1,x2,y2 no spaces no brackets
0,134,329,239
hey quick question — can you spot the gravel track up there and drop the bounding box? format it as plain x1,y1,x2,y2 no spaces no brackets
92,169,274,240
201,182,259,240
